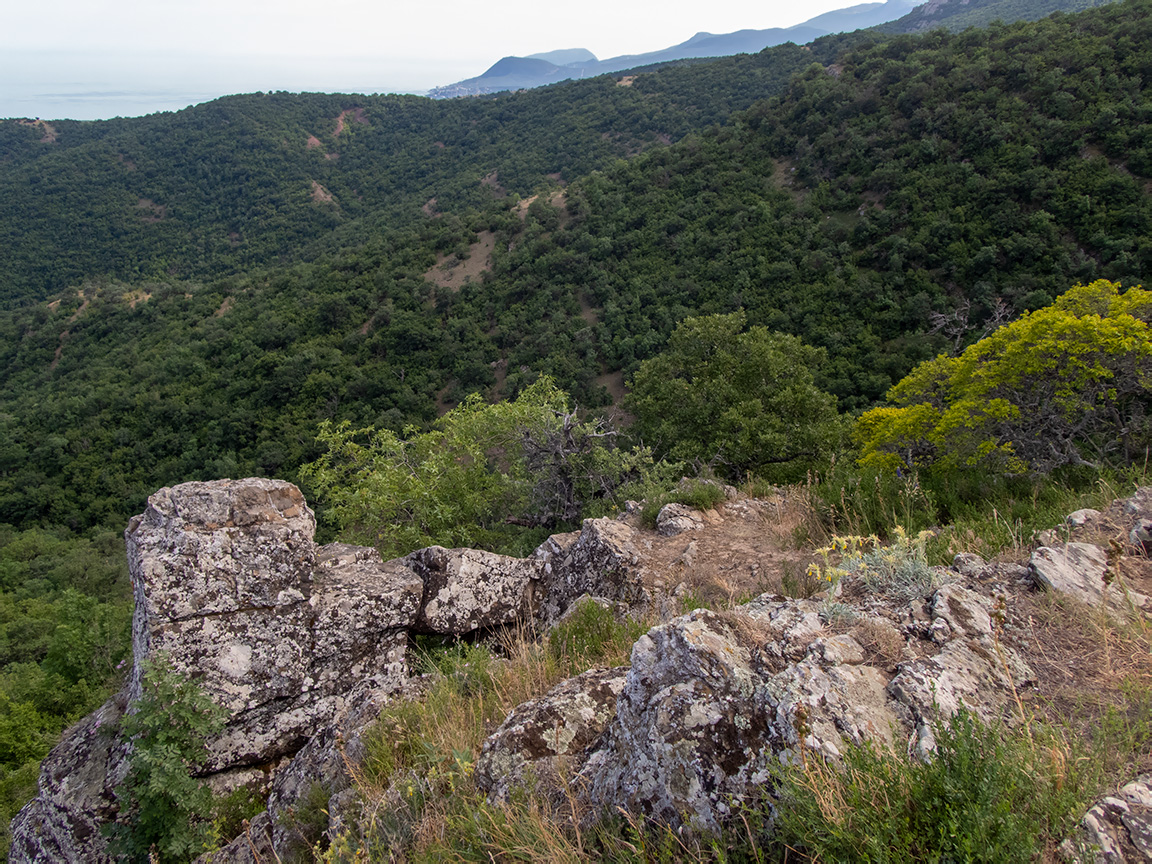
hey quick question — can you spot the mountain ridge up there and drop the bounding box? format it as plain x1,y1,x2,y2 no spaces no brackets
428,0,918,97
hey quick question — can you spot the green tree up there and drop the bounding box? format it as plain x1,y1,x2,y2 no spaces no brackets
856,280,1152,475
301,378,650,557
625,312,843,482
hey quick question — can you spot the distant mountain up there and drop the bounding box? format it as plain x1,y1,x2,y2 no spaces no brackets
878,0,1118,31
428,0,918,98
526,48,597,65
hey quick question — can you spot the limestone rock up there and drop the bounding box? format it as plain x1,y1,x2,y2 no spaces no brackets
952,552,987,577
1031,543,1148,619
887,636,1032,735
579,603,907,833
931,584,994,640
8,694,129,864
407,545,536,635
1067,509,1102,528
1061,775,1152,863
126,481,423,770
533,518,647,624
656,503,704,536
475,666,628,804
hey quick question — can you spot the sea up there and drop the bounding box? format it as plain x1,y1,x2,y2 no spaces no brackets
0,51,480,121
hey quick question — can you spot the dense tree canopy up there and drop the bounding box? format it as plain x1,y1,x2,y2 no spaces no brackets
627,312,843,481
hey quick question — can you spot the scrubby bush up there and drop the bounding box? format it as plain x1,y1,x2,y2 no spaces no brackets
105,657,228,863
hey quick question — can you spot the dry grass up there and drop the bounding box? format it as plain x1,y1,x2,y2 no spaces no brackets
1014,590,1152,784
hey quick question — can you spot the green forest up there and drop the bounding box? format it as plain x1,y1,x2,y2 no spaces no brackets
0,0,1150,852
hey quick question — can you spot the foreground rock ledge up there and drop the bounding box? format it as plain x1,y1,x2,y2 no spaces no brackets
9,479,648,862
12,480,1152,861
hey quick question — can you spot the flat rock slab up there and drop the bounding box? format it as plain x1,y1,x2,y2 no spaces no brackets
1031,543,1148,619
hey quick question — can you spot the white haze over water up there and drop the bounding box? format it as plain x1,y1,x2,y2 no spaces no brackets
2,0,855,121
0,51,478,121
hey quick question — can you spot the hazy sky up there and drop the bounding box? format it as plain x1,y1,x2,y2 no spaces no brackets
2,0,856,120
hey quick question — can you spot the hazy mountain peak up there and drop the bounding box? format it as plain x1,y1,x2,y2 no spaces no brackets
526,48,598,65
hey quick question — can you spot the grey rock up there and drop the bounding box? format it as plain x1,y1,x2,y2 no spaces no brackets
1130,521,1152,555
931,584,994,640
1067,509,1102,528
407,545,536,635
533,518,647,624
656,503,704,536
1062,774,1152,863
1124,487,1152,519
952,552,987,577
9,695,129,864
887,635,1033,738
1031,543,1149,619
475,666,628,804
579,605,907,833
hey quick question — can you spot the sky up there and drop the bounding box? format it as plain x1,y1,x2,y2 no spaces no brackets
2,0,858,121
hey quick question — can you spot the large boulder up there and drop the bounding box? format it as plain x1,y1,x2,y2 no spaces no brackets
475,666,628,804
578,602,909,833
126,479,423,769
532,518,648,624
406,545,537,635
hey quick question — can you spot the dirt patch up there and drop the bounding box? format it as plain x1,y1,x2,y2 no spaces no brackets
481,171,506,198
423,230,496,291
325,152,339,161
594,370,627,405
47,299,61,311
49,291,90,371
333,107,368,137
116,153,136,171
619,493,813,610
136,198,167,223
617,76,636,87
214,297,234,318
311,180,335,205
515,195,538,220
124,289,152,309
16,118,57,143
306,135,322,149
772,157,804,201
423,197,440,217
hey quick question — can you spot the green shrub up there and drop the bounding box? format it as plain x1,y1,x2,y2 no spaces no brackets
771,710,1085,863
105,656,228,863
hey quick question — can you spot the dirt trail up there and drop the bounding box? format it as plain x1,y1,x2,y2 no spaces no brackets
49,292,91,371
620,492,813,608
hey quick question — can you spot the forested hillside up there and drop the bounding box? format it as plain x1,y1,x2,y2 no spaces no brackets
0,37,861,308
0,0,1150,850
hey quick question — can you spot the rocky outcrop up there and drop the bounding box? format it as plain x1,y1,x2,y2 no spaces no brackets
532,517,647,624
10,481,657,862
475,666,628,804
16,481,1152,862
577,602,908,832
125,479,422,770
